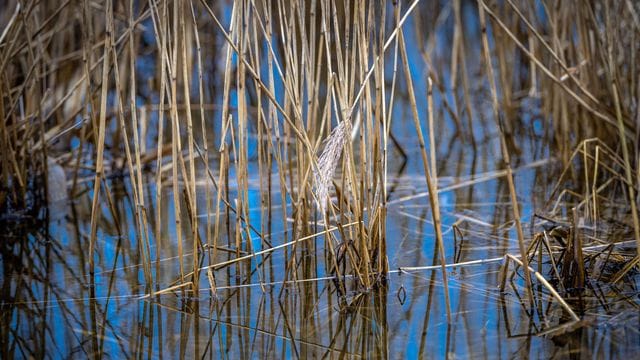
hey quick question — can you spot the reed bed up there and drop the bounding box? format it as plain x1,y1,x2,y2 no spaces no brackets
1,0,640,356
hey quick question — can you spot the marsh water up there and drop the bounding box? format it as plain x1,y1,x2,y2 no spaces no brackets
7,102,640,359
2,1,640,359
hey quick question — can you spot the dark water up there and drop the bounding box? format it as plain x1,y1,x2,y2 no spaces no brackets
2,1,639,359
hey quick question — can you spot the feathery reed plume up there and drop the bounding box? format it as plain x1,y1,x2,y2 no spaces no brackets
313,119,353,214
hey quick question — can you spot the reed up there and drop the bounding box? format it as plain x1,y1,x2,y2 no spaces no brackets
2,0,640,328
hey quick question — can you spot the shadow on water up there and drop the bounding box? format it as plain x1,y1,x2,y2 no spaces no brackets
1,0,639,358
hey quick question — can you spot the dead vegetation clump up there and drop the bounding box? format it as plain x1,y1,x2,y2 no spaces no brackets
498,139,639,339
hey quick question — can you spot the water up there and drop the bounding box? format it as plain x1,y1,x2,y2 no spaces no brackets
4,142,637,358
1,1,639,358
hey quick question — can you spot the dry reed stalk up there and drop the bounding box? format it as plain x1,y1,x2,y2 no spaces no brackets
397,27,452,323
230,1,469,290
29,0,639,305
544,138,625,209
373,2,391,276
152,221,361,295
88,0,112,279
370,3,390,278
212,1,237,284
239,1,262,283
169,0,185,282
0,3,19,46
111,31,152,288
609,46,640,281
266,71,289,239
452,0,476,148
249,2,275,285
478,1,631,139
383,4,397,209
199,1,315,154
149,0,169,286
478,0,534,306
610,69,640,261
503,0,601,107
210,221,359,272
175,0,200,292
212,139,228,274
128,0,153,288
226,115,241,260
427,78,436,186
329,109,366,287
189,1,212,275
104,1,159,288
345,0,422,120
194,1,425,291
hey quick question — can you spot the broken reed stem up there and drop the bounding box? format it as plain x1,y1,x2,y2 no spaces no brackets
477,0,534,306
503,254,580,322
146,239,632,287
150,281,193,297
157,221,361,291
